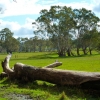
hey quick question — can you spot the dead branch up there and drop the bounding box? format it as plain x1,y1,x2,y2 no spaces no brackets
1,54,100,89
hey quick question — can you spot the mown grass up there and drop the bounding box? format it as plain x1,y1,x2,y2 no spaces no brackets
0,52,100,100
1,52,100,72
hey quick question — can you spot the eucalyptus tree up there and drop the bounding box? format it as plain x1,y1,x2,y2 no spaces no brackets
33,6,75,56
96,31,100,51
0,28,13,41
4,37,19,53
0,28,13,52
73,8,100,55
82,28,99,55
17,37,29,52
0,28,19,53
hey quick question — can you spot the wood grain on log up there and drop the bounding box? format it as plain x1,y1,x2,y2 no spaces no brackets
1,54,100,89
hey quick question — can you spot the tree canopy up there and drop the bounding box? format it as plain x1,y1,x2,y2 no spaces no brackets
32,6,100,56
0,28,19,53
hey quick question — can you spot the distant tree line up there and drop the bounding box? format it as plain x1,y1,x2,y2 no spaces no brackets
0,6,100,57
0,28,53,53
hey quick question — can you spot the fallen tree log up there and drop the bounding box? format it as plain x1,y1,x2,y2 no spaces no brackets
1,54,100,88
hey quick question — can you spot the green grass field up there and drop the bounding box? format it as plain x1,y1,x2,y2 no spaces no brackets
0,52,100,100
1,52,100,72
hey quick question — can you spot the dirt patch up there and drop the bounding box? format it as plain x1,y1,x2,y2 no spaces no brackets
4,93,33,100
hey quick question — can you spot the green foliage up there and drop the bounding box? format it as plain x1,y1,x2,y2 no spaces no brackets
33,6,100,57
59,91,69,100
0,28,19,53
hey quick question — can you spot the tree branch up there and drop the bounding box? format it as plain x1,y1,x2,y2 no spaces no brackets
1,54,14,78
43,61,62,68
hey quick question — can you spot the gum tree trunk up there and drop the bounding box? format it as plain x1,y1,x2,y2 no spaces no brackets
1,54,100,88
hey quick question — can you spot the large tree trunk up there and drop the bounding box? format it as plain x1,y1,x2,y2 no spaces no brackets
67,48,71,56
58,49,66,57
89,47,92,55
82,47,87,55
77,47,80,56
1,54,100,89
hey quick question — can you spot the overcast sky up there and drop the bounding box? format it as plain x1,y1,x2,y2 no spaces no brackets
0,0,100,38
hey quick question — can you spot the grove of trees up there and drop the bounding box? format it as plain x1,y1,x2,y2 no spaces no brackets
0,28,19,53
0,6,100,57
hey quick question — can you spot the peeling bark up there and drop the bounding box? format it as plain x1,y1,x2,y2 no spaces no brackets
1,54,100,89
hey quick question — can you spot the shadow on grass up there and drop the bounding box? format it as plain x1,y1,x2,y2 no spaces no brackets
1,78,100,100
28,52,59,59
10,52,100,61
25,53,100,59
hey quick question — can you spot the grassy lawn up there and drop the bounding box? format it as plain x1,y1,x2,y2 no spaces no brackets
0,52,100,100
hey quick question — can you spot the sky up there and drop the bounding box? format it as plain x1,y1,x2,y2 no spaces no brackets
0,0,100,38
